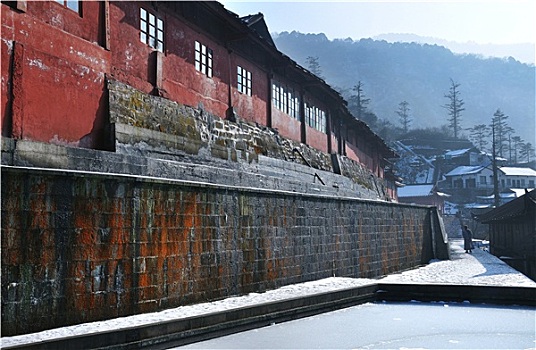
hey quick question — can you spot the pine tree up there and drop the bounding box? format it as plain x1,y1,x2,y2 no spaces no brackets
491,109,510,158
396,101,411,134
519,142,535,163
443,79,465,139
511,136,523,163
467,124,490,151
349,81,370,120
305,56,323,79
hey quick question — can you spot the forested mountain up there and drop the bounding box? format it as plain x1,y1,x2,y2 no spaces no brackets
273,31,535,146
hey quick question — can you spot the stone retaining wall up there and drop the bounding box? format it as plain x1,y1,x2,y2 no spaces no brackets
108,79,387,199
1,166,444,335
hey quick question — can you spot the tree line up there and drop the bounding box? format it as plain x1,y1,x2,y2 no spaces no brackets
306,55,534,164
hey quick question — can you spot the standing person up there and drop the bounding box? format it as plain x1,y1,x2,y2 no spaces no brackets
462,225,473,253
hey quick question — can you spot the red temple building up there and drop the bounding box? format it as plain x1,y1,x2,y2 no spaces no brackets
1,0,398,199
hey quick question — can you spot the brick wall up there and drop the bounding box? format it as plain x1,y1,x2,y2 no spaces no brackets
1,166,441,335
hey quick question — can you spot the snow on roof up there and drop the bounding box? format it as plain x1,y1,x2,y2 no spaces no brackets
445,148,471,157
398,184,434,197
508,188,535,197
445,165,484,177
499,167,536,176
465,203,492,209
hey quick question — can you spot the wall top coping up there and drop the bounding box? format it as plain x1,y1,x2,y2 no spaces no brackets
1,165,434,210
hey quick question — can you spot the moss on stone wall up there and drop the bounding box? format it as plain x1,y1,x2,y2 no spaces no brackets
108,79,387,197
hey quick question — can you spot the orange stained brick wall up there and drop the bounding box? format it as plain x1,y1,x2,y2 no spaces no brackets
1,167,437,336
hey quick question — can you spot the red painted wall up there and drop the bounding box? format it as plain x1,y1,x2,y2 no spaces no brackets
1,33,12,136
108,2,154,93
272,109,301,141
306,126,328,153
1,3,110,148
230,55,268,126
1,1,392,181
110,2,231,118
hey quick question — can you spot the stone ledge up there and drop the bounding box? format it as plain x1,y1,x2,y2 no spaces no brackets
1,137,383,200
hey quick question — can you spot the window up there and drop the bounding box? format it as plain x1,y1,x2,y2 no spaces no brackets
272,81,300,120
466,178,476,188
237,66,251,96
55,0,79,13
305,103,326,133
529,180,534,187
480,176,487,185
195,41,213,77
140,8,164,52
272,84,280,109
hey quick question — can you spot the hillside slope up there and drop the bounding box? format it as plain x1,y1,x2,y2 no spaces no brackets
273,31,535,143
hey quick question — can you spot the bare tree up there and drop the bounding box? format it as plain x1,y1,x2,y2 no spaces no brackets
396,100,412,134
443,78,465,139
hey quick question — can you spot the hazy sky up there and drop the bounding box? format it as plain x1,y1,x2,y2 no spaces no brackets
219,1,536,45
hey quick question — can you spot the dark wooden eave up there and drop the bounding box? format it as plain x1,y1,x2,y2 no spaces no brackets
478,189,536,223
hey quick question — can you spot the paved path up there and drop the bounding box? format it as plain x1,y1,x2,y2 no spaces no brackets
381,239,536,287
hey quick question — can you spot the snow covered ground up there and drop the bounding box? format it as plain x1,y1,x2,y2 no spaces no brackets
381,239,535,287
2,239,534,348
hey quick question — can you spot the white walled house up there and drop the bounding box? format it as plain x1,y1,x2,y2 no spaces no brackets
443,166,535,191
499,167,536,189
443,166,494,190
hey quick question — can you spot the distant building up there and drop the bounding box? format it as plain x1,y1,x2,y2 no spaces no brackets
442,165,536,192
443,166,494,190
499,167,536,189
398,184,449,214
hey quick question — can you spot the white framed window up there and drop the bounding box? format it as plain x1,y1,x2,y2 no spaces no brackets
195,41,213,77
237,66,251,96
140,8,164,52
272,81,301,121
288,94,298,119
304,102,326,133
55,0,79,13
272,84,279,108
